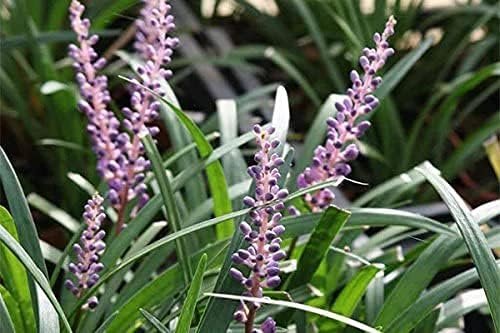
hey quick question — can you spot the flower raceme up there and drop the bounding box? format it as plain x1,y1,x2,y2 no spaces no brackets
110,0,180,232
297,16,397,212
69,0,178,232
230,125,288,333
65,194,106,310
68,0,122,192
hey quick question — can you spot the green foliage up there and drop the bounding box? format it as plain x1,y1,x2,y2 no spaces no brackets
1,1,499,332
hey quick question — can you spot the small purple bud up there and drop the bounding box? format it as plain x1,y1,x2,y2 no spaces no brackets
239,221,252,235
266,276,281,288
243,196,256,207
230,268,245,282
272,250,286,261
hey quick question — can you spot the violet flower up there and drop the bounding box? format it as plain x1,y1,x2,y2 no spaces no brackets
68,0,122,188
110,0,179,231
65,193,106,310
230,125,288,333
297,16,397,212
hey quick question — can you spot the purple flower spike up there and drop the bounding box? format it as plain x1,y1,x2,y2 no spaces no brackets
65,193,106,310
297,16,397,212
68,0,122,187
230,125,287,331
111,0,179,231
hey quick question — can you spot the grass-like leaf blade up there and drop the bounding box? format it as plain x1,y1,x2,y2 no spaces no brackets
176,254,208,333
143,135,193,282
287,206,350,288
0,224,72,332
0,292,15,333
206,293,382,333
417,162,500,331
0,206,35,332
140,309,170,333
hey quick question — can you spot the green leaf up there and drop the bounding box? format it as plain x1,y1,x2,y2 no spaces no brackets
0,147,55,331
143,135,193,283
416,162,500,331
414,307,441,333
374,234,460,330
0,286,23,333
176,254,208,333
103,244,225,333
283,208,456,238
385,261,500,333
0,292,15,333
140,309,170,333
0,147,48,275
0,224,72,332
321,264,384,331
0,206,35,332
205,293,382,333
121,75,234,239
286,206,351,289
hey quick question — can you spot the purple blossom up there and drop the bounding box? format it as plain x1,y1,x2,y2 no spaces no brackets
69,0,179,233
110,0,179,230
68,0,122,185
65,193,106,310
297,16,397,212
231,125,288,331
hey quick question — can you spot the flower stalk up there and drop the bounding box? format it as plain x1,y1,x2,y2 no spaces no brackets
230,125,288,333
297,16,397,211
65,193,106,310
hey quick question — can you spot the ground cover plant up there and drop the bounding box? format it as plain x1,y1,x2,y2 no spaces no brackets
198,0,499,198
0,1,499,333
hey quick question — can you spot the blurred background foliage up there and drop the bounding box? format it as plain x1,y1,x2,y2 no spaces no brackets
0,0,498,217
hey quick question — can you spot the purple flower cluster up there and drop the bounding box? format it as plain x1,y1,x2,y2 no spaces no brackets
297,16,397,212
230,125,288,333
69,0,178,232
65,194,106,310
68,0,121,185
108,0,180,228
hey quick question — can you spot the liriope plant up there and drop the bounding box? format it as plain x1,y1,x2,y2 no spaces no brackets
0,1,499,333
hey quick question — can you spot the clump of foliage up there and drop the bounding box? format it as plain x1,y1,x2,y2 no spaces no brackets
0,1,498,333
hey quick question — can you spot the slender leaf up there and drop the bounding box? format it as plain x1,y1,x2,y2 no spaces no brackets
417,162,500,331
143,135,193,283
176,254,208,333
205,293,381,333
386,261,500,333
286,206,350,289
0,224,72,332
0,291,15,333
122,76,234,238
321,264,383,331
140,309,170,333
0,206,35,332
